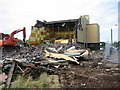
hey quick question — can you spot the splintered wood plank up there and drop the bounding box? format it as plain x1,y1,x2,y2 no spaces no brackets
6,61,16,88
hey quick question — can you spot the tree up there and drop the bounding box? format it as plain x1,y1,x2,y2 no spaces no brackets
113,41,120,48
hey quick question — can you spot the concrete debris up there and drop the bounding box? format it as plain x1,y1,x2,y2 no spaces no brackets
45,58,67,63
44,50,79,64
64,49,86,57
0,73,7,84
79,50,89,58
113,73,120,78
66,46,76,51
1,43,119,88
1,44,83,88
46,47,58,53
57,46,63,52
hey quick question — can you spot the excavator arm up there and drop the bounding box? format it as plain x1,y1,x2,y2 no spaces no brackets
10,27,26,43
1,27,26,46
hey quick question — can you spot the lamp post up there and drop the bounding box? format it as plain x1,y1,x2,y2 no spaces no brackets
110,24,117,55
111,28,113,45
111,24,117,45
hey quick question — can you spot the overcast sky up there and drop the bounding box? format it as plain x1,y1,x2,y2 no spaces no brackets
0,0,119,42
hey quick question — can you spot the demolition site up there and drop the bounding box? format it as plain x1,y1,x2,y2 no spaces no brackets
0,15,120,89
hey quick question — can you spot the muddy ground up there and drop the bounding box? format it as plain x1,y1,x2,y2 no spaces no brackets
58,64,120,88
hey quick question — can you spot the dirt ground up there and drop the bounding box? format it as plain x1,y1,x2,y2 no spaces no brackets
58,64,120,88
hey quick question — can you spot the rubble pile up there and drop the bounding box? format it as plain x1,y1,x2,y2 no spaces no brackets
2,43,89,67
1,43,88,87
0,43,120,88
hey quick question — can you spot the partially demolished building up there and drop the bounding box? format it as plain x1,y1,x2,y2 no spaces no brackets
28,15,100,50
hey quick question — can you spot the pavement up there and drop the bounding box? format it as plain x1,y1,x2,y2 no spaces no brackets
107,50,119,63
105,50,120,68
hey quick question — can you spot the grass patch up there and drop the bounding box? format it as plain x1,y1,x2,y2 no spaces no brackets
10,73,60,88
